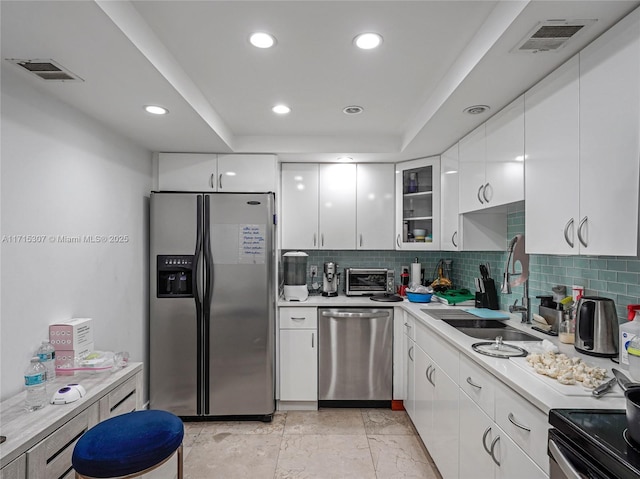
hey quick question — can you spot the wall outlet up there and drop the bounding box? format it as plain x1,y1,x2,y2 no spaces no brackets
310,265,318,276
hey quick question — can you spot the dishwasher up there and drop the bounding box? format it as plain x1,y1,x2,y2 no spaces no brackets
318,308,393,407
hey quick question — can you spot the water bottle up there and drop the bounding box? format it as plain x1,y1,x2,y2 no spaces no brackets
36,340,56,382
24,357,47,411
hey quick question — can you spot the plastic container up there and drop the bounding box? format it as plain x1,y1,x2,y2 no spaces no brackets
628,336,640,381
24,357,47,412
406,292,433,303
36,340,56,382
620,310,640,369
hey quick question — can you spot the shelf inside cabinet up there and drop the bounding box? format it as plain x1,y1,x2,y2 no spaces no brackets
403,191,433,198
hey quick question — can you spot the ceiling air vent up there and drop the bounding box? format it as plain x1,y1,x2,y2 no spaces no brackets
512,19,596,53
6,59,83,81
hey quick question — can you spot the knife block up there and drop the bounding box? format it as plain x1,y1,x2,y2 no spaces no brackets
475,279,499,310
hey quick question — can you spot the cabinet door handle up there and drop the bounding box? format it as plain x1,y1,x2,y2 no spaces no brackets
577,216,588,248
359,234,363,247
210,173,215,189
218,173,223,190
563,218,575,248
466,377,482,389
313,233,317,247
452,231,458,248
321,234,324,247
477,185,485,204
482,426,492,455
311,332,315,348
429,367,436,386
507,412,531,432
408,346,414,361
489,435,501,466
397,234,402,248
483,182,491,203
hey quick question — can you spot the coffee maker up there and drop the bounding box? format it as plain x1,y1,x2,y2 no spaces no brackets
322,262,338,297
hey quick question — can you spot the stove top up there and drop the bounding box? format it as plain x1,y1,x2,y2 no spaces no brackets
550,409,640,479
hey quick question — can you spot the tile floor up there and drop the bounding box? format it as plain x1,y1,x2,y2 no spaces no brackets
180,408,442,479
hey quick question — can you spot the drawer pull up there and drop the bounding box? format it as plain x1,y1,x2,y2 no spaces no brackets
507,412,531,432
490,436,501,466
482,427,492,454
466,377,482,389
291,317,306,321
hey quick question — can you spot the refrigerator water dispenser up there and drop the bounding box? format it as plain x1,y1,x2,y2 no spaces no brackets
157,255,194,297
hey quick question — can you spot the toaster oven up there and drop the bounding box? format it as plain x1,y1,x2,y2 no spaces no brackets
344,268,395,296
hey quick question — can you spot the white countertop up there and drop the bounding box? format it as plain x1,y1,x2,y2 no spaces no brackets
278,294,626,414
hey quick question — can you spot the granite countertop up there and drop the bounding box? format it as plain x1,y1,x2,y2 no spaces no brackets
0,362,143,469
278,295,627,413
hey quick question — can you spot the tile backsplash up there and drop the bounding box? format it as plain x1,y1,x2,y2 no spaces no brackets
292,204,640,322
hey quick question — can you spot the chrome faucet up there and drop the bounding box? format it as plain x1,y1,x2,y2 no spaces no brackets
502,235,531,324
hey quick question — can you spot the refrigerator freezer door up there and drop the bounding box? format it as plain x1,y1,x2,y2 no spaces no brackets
205,193,275,416
150,192,202,416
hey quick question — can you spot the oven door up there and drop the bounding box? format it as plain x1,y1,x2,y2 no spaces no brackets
549,429,609,479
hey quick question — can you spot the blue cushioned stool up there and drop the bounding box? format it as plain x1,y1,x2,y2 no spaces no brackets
72,410,184,479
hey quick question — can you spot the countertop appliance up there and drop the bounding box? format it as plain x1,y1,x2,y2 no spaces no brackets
322,262,338,297
283,251,308,301
575,296,619,357
149,192,275,420
344,268,395,296
549,409,640,479
318,308,393,406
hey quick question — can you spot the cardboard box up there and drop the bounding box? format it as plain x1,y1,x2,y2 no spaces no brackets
49,318,93,352
55,343,94,376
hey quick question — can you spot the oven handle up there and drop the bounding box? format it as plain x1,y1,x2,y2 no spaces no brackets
321,311,390,319
549,439,582,479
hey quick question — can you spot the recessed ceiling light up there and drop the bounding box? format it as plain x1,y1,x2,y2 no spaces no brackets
144,105,168,115
343,105,364,115
337,156,354,162
249,32,276,49
354,32,383,50
463,105,490,115
272,104,291,114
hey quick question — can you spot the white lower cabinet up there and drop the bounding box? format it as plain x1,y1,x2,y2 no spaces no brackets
0,455,26,479
278,307,318,408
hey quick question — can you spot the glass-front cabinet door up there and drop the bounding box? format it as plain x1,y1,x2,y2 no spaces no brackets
395,156,440,250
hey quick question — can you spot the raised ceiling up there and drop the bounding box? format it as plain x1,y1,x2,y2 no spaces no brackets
2,0,639,162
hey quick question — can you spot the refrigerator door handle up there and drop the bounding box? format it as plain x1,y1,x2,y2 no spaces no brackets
203,195,214,414
194,195,204,414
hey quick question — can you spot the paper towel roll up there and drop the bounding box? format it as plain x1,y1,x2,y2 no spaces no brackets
410,263,422,287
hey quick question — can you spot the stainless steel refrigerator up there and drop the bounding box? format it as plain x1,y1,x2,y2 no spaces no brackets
149,191,275,420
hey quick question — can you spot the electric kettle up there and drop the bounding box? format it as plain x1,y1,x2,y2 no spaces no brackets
575,296,619,357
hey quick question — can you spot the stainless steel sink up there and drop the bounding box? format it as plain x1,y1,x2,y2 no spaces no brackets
439,318,541,341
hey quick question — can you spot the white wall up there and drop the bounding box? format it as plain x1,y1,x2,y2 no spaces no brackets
0,66,153,400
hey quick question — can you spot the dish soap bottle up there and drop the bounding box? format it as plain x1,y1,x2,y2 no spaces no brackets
620,304,640,369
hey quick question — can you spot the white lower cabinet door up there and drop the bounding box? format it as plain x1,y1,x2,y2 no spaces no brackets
412,345,433,440
405,339,416,420
459,391,495,479
279,329,317,401
430,364,459,479
494,426,547,479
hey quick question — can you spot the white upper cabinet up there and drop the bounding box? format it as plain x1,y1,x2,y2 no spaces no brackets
395,157,441,250
216,154,277,192
281,163,320,250
158,153,277,192
356,163,395,250
158,153,217,191
459,96,525,213
318,163,357,249
440,143,460,251
578,7,640,256
458,125,486,213
525,56,580,255
526,7,640,256
484,95,524,206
